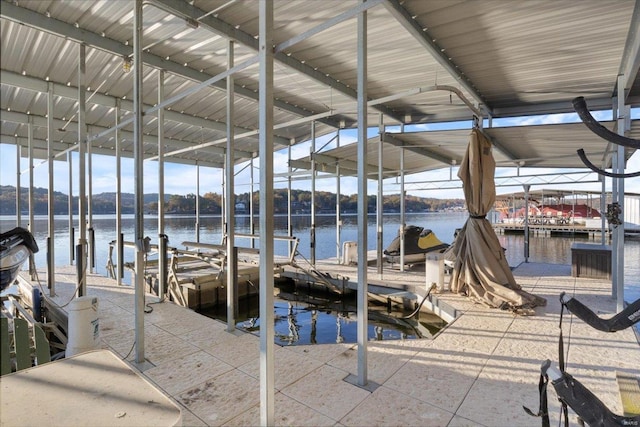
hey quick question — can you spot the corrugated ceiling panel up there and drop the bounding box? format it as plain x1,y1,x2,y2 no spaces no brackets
2,0,638,172
406,0,635,109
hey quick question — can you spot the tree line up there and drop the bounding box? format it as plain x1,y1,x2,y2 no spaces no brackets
0,185,465,215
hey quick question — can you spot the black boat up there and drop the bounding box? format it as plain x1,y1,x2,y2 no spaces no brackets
0,227,39,291
384,225,449,264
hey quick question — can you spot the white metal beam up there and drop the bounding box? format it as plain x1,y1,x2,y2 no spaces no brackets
258,1,275,424
157,70,166,300
356,1,369,387
133,0,145,364
225,39,236,333
47,82,56,295
77,43,88,297
275,0,385,53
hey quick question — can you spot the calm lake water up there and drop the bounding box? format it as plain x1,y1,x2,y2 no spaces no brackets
2,212,639,344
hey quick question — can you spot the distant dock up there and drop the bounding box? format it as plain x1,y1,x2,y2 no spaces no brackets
493,221,609,238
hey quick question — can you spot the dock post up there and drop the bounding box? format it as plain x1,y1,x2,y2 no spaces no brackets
75,244,85,298
310,121,316,266
258,2,275,423
226,38,236,332
133,0,145,364
88,227,96,273
158,234,168,300
118,233,124,281
47,237,53,293
377,114,384,276
523,184,530,263
70,227,75,263
68,152,74,265
47,82,55,295
28,120,35,280
356,3,369,387
16,141,21,228
614,74,626,310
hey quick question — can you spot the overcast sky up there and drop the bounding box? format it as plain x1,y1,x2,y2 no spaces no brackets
1,110,638,200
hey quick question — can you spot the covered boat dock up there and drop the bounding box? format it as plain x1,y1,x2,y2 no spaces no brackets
1,0,640,425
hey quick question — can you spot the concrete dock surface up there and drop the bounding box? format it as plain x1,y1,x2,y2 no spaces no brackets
6,262,639,427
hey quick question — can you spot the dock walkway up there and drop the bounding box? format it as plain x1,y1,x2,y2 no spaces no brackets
6,262,639,426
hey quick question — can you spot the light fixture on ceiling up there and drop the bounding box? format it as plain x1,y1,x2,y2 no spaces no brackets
123,57,132,73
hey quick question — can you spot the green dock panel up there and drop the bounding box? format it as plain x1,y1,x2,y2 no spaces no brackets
1,316,10,376
33,324,51,366
13,318,31,371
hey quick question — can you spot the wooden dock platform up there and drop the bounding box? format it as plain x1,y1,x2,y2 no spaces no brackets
3,262,638,426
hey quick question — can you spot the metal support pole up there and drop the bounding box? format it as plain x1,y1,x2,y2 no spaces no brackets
47,82,55,294
196,163,200,243
158,70,166,299
89,227,95,271
118,234,124,281
250,157,255,249
67,151,74,265
258,1,275,423
310,121,317,266
115,102,123,285
77,43,87,297
615,75,626,310
377,115,383,275
133,0,145,364
400,133,405,272
336,130,341,263
287,144,293,257
28,120,35,279
600,176,606,245
158,234,167,296
87,118,93,274
356,3,369,386
523,184,530,263
226,39,237,332
611,148,619,300
16,141,21,228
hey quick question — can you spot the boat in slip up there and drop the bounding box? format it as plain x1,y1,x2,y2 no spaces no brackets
0,227,39,291
384,225,450,265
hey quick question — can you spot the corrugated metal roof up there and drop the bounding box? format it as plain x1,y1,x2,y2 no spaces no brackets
1,0,638,171
292,121,640,178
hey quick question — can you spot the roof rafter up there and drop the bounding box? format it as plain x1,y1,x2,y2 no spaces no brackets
8,134,225,168
383,0,489,114
0,0,341,133
0,70,289,146
150,0,405,124
1,109,255,162
381,133,453,165
289,152,395,178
